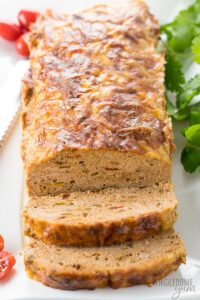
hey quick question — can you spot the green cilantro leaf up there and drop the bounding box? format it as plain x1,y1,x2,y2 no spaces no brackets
163,0,200,173
190,107,200,124
192,36,200,63
168,102,200,122
181,146,200,172
181,124,200,172
184,124,200,146
166,96,177,116
173,107,191,121
161,4,197,53
165,49,185,92
177,74,200,109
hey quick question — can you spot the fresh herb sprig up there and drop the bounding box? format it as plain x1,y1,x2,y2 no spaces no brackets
161,0,200,173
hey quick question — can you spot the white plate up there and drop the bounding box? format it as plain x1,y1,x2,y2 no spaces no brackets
0,0,200,299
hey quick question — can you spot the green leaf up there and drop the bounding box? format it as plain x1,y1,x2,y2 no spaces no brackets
181,146,200,172
162,0,200,173
166,95,191,121
184,124,200,146
170,102,200,122
166,96,177,116
181,124,200,173
161,3,197,53
190,107,200,124
192,35,200,64
173,107,191,121
177,74,200,109
165,49,185,92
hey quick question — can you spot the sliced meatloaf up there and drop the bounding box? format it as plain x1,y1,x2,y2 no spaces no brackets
23,183,177,246
21,0,175,197
24,230,186,290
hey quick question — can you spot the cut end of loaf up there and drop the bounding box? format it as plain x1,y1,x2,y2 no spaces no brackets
25,150,172,197
24,230,186,290
23,183,177,246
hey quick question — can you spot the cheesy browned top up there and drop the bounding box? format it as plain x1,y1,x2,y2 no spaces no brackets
21,0,174,165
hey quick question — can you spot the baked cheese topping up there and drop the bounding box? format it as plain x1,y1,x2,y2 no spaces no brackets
21,0,174,164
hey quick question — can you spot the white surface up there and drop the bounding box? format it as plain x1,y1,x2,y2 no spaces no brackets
0,60,29,144
0,0,200,299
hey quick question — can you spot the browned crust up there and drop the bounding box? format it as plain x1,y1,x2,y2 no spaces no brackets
24,253,186,290
23,208,177,246
21,0,175,169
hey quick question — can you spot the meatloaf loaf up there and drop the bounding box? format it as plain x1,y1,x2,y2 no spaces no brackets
24,230,186,290
23,183,177,246
21,0,175,197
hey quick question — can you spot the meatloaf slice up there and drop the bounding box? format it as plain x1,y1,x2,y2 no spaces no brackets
21,0,174,197
24,230,186,290
23,183,177,246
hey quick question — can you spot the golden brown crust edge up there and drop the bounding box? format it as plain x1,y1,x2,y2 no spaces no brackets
23,208,177,246
24,252,186,290
21,0,175,169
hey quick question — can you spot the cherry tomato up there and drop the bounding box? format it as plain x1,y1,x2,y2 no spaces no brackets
0,236,4,251
16,33,30,57
0,23,22,41
0,251,16,279
18,10,39,30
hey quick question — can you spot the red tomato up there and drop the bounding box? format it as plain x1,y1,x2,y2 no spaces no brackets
16,33,30,57
0,236,4,251
0,251,16,279
18,10,39,30
0,23,22,41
